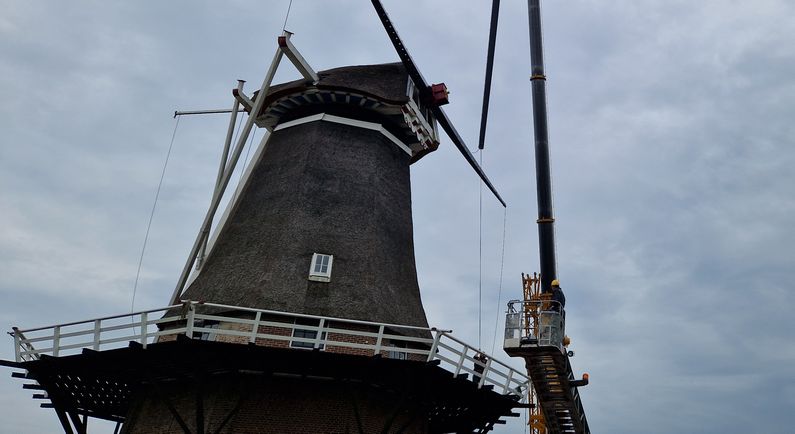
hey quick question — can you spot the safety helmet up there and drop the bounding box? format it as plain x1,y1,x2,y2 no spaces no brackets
551,279,560,287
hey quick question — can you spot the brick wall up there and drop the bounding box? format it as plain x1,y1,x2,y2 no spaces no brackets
155,313,430,360
122,373,428,434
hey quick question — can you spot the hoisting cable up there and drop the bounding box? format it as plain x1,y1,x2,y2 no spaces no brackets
231,111,244,162
232,126,258,204
240,127,258,183
491,206,507,354
130,116,181,312
478,151,483,350
228,110,244,188
282,0,294,32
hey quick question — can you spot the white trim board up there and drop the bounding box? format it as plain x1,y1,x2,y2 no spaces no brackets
274,113,412,156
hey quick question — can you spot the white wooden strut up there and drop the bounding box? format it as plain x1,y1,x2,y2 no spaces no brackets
168,35,287,305
169,32,322,305
196,79,245,269
278,33,319,84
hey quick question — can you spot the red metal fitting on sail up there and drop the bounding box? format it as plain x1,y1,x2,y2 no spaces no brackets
429,83,449,106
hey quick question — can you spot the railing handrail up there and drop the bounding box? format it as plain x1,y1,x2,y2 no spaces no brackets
9,301,529,399
12,301,451,335
439,331,519,373
12,304,185,333
196,301,446,333
506,298,563,312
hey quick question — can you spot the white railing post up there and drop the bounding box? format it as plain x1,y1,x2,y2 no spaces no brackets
427,330,442,362
314,319,325,350
478,357,493,388
454,345,468,376
8,303,534,397
374,325,384,356
185,304,195,338
52,326,61,357
140,312,148,348
12,328,21,363
249,311,262,344
93,320,101,350
503,369,514,394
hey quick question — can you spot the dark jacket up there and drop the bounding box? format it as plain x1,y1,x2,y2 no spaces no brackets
551,286,565,311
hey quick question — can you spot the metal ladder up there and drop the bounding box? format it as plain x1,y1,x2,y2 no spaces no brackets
512,346,590,434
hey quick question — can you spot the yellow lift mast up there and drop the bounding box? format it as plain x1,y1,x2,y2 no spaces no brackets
505,273,590,433
522,273,548,434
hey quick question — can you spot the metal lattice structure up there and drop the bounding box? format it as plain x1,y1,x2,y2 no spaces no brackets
505,293,589,433
522,273,548,433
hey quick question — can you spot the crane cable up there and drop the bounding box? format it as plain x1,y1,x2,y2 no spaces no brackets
282,0,294,32
478,152,483,350
234,126,259,202
131,116,180,312
477,149,508,354
491,206,507,355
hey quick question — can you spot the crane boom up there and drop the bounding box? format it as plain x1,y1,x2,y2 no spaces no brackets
528,0,558,294
503,2,591,433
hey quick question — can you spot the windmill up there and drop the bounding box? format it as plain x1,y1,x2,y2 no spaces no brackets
2,2,535,433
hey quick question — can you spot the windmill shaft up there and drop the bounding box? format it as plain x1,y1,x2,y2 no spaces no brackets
478,0,501,150
528,0,557,292
371,0,506,208
435,107,507,207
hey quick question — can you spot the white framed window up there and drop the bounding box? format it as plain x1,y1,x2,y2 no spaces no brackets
290,318,326,350
387,342,407,360
309,253,333,282
196,321,219,341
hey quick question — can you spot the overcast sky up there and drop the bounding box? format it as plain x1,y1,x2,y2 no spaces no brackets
1,1,794,433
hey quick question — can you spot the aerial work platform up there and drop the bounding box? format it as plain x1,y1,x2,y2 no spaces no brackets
504,298,590,434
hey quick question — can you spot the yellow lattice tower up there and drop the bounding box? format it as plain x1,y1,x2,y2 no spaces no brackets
529,385,546,434
521,272,548,434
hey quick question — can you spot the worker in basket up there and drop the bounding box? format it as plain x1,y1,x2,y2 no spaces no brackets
551,279,566,316
538,279,566,347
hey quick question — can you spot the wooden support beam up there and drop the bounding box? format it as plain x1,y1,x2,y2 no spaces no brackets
195,375,205,434
278,34,319,83
68,410,87,434
0,359,22,368
54,407,75,434
152,383,193,434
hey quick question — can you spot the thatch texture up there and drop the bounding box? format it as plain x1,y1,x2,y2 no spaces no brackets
180,119,429,329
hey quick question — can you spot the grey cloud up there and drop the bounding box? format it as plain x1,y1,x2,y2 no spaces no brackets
1,1,794,433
